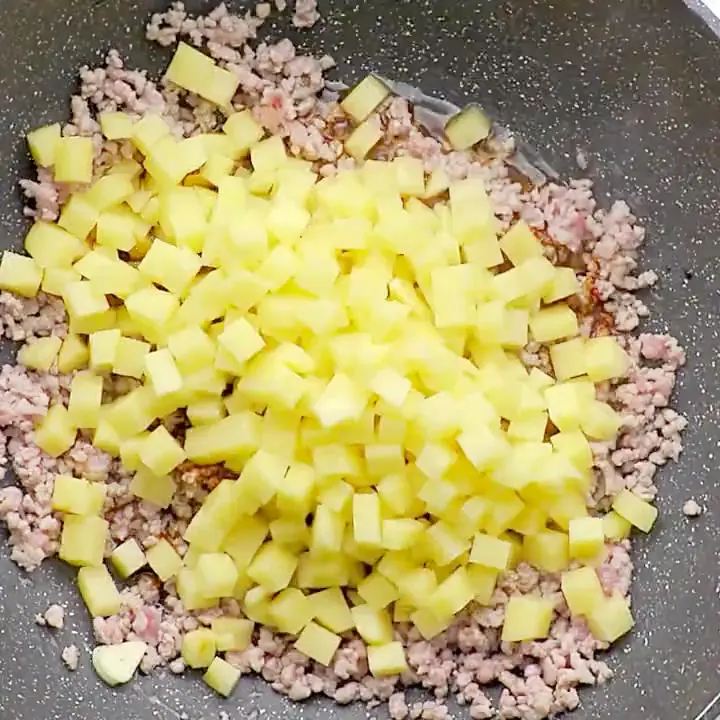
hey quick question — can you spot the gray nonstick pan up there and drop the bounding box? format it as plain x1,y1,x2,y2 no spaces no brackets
0,1,718,719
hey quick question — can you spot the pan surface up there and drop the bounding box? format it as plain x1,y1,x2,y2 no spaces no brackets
0,1,718,719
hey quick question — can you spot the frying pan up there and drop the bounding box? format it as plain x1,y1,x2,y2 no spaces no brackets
0,1,718,719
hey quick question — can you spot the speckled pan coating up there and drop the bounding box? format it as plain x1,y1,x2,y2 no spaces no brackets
0,1,717,719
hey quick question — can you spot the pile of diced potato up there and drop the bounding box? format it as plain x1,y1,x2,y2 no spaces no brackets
0,43,658,693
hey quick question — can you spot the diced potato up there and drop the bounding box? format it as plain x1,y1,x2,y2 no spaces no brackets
457,426,510,472
247,541,298,593
139,425,186,476
345,117,383,160
176,568,218,611
17,336,62,372
352,492,382,548
113,337,151,379
351,604,393,645
196,553,239,599
27,123,61,166
54,136,94,184
25,222,86,269
218,317,266,366
311,588,354,633
470,533,513,571
129,467,176,509
125,286,179,343
601,511,632,541
59,515,108,567
501,595,554,642
522,530,569,573
294,621,341,666
549,338,586,381
358,572,399,610
78,565,122,617
144,348,183,398
88,329,121,373
568,517,604,561
34,404,77,458
580,400,623,441
100,112,135,140
499,220,543,266
340,75,391,124
467,565,498,605
584,336,629,382
182,628,217,669
543,267,580,303
110,539,147,579
530,304,579,343
223,110,265,153
203,656,241,697
269,587,313,635
92,641,147,687
52,474,104,516
444,104,491,150
586,592,634,643
367,641,408,677
611,489,658,533
67,371,103,429
410,607,452,640
211,617,254,653
86,174,135,211
427,567,474,617
57,335,89,374
146,539,183,582
0,251,43,297
561,567,605,617
381,518,425,551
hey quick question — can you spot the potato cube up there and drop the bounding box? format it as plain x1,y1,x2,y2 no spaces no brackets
501,595,554,642
357,572,399,610
586,592,634,643
312,373,367,429
522,530,569,573
580,400,623,441
211,617,254,653
34,405,77,458
52,474,104,516
410,607,452,640
499,220,543,265
110,539,147,580
54,136,94,183
222,109,265,153
470,533,513,571
340,75,390,123
129,468,176,509
416,443,457,481
224,268,270,313
428,567,474,618
112,337,151,379
549,338,586,381
144,349,183,398
41,267,80,297
137,240,201,296
66,371,103,429
381,518,425,551
184,411,260,465
366,641,408,678
196,553,238,599
88,329,120,373
17,336,61,373
247,541,298,593
25,222,86,269
175,568,218,611
530,304,579,343
166,326,216,374
369,368,412,408
294,621,341,666
345,117,383,160
59,515,108,567
561,566,605,617
99,111,134,140
139,426,186,476
86,174,135,211
203,657,241,698
95,208,143,252
544,383,584,433
465,565,497,605
307,587,354,634
250,135,287,174
425,521,470,567
295,552,351,589
146,539,183,582
187,399,226,426
240,448,289,505
310,505,346,555
269,588,313,635
457,426,510,472
165,42,214,94
78,565,122,617
27,123,61,166
352,492,382,548
56,335,88,374
601,511,632,541
275,462,315,517
568,517,604,561
611,489,658,533
182,628,217,669
584,336,630,382
105,386,156,438
543,266,580,303
0,251,43,297
125,286,179,342
351,604,393,646
218,318,266,366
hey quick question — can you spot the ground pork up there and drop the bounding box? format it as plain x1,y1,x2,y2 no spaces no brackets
0,3,687,720
682,498,704,517
61,644,80,671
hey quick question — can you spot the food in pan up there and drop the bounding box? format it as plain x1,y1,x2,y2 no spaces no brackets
0,2,686,718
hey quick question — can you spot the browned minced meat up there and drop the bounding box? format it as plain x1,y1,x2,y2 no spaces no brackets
1,4,687,720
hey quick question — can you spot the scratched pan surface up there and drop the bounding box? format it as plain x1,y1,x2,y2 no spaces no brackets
0,1,718,719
